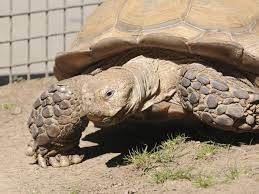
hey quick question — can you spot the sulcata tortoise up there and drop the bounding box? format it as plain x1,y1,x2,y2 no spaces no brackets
26,0,259,168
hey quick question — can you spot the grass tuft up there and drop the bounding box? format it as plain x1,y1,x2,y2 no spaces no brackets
225,166,240,180
193,174,214,188
151,168,193,184
196,141,228,159
0,103,16,110
159,134,187,150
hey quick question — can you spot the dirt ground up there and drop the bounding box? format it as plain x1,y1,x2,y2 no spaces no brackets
0,77,259,194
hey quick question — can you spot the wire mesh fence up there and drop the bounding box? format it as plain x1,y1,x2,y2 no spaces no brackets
0,0,103,85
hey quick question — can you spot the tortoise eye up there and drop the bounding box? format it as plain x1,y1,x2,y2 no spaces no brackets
105,90,115,98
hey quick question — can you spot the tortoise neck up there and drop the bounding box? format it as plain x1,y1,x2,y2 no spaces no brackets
120,56,160,112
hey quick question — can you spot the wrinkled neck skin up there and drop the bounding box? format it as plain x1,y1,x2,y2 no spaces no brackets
116,57,160,113
111,56,180,117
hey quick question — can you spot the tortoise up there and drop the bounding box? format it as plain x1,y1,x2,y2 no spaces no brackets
26,0,259,168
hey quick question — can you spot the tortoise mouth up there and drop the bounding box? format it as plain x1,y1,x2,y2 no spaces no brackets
86,107,128,127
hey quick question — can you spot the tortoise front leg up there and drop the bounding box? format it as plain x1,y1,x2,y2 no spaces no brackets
26,76,90,168
177,63,259,133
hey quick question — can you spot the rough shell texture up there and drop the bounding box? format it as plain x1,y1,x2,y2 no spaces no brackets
55,0,259,80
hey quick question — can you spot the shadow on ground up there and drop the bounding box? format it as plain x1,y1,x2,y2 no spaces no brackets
81,116,259,167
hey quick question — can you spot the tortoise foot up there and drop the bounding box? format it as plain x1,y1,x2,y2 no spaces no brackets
26,82,88,168
26,141,84,168
177,63,259,133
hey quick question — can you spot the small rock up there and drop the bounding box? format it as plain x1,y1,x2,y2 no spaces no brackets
233,89,249,99
206,94,218,109
53,92,63,103
59,100,71,109
246,115,255,125
240,99,246,107
197,75,210,85
40,91,49,100
198,105,206,111
42,106,53,118
35,115,44,127
215,115,234,126
46,124,60,138
36,134,50,145
233,98,240,103
30,124,39,139
33,98,41,109
184,70,196,80
211,80,229,91
201,112,213,123
191,81,201,90
238,123,251,131
200,86,210,95
181,78,191,88
225,104,244,119
223,98,234,105
179,86,188,97
250,105,256,111
221,92,232,98
57,115,71,125
189,92,200,104
216,105,227,115
54,106,62,117
48,84,59,92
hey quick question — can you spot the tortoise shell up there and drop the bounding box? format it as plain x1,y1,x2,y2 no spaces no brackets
55,0,259,82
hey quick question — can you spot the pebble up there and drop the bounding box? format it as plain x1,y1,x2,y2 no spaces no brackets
246,115,255,125
36,134,50,145
233,89,249,99
211,80,229,91
200,86,210,95
223,98,234,105
191,82,201,90
184,70,196,80
40,91,49,100
215,115,234,126
46,124,60,138
33,98,41,109
59,100,71,110
206,94,218,109
238,123,251,131
42,106,53,118
225,104,244,119
216,105,227,115
54,106,62,117
53,92,63,103
48,84,59,92
35,115,44,127
201,112,213,123
197,75,210,85
189,92,199,104
179,86,188,97
181,78,191,87
30,124,39,139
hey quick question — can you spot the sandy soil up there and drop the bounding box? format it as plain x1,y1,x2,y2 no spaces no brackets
0,77,259,194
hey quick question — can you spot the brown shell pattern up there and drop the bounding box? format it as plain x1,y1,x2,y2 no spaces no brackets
55,0,259,80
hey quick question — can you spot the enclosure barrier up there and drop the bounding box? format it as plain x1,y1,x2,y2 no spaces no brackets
0,0,103,84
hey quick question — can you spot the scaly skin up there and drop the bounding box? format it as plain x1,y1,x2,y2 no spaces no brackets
177,63,259,132
26,54,259,168
26,75,91,168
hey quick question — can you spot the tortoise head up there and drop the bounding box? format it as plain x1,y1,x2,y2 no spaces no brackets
81,67,141,126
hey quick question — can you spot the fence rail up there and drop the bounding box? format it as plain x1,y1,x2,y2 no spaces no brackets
0,0,102,84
